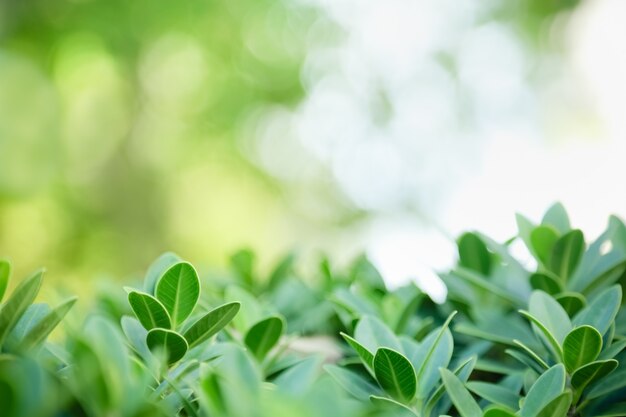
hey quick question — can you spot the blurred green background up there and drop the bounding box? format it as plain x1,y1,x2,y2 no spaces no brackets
5,0,623,294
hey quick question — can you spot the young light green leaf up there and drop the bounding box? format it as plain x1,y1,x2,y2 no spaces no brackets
550,229,584,280
244,316,283,360
530,226,559,267
458,233,492,275
128,290,171,330
466,381,518,410
563,325,602,373
0,269,43,347
519,364,566,417
155,262,200,326
535,390,572,417
373,348,416,404
542,202,571,234
324,364,382,401
143,252,181,295
146,328,188,364
439,367,482,417
341,332,374,371
183,302,240,349
19,296,77,351
528,290,572,344
482,407,518,417
0,260,9,303
414,326,454,400
512,339,549,370
573,285,621,336
424,356,476,417
354,315,402,353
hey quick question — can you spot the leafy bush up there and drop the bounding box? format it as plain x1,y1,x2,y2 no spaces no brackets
0,203,625,417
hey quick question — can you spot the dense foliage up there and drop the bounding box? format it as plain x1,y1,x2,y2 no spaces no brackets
1,203,625,417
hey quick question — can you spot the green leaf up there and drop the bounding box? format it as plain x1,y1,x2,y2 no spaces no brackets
542,202,571,234
554,292,585,316
155,262,200,326
183,302,240,349
529,272,562,295
424,356,476,417
482,407,517,417
414,311,456,397
267,252,296,290
585,361,626,399
535,390,572,417
18,296,77,351
146,328,188,364
528,290,572,344
458,233,492,275
573,285,621,336
143,252,181,295
563,325,602,373
530,226,559,267
324,364,382,401
0,269,43,347
440,368,482,417
369,395,417,416
519,364,566,417
0,260,9,303
571,359,618,393
518,310,563,361
244,316,283,360
274,356,322,395
550,229,584,280
341,332,374,371
512,339,549,370
230,249,255,287
599,339,626,360
466,381,518,410
373,348,416,404
354,315,402,353
128,291,171,330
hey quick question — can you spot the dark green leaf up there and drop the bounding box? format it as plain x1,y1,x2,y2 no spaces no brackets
482,407,517,417
563,325,602,373
244,316,283,360
373,347,416,404
183,302,240,349
529,272,562,295
146,328,188,364
571,359,618,392
439,368,482,417
128,291,171,330
554,292,586,316
155,262,200,326
0,269,43,347
458,233,492,275
550,229,584,280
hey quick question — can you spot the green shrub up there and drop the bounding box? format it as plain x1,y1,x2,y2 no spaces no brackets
0,203,624,417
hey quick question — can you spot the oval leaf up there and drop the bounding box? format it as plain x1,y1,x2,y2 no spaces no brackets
155,262,200,326
529,272,562,296
519,364,566,417
128,291,171,330
573,285,621,336
143,252,181,295
373,348,416,404
530,226,559,267
146,328,188,364
563,325,602,373
550,229,584,280
183,302,240,349
440,367,482,417
354,315,402,353
555,292,585,316
0,269,44,347
244,316,283,360
458,233,492,275
535,390,572,417
571,359,618,392
341,332,374,371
